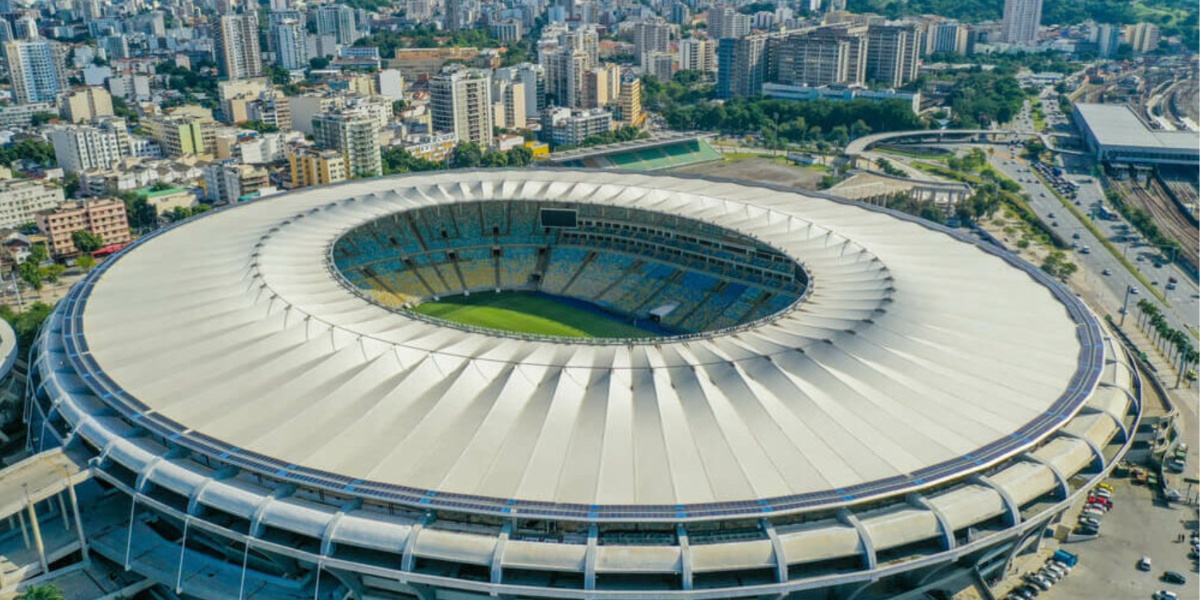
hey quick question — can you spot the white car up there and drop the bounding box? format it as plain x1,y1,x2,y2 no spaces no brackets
1153,591,1177,600
1139,556,1153,571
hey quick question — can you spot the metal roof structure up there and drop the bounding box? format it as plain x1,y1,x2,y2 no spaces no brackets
70,169,1101,521
1073,103,1198,151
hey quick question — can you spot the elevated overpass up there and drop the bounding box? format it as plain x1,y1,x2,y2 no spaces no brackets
845,129,1039,157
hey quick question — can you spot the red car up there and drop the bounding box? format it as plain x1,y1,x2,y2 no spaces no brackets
1088,496,1112,508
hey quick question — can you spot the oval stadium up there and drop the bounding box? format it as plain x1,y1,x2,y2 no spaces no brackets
22,169,1140,600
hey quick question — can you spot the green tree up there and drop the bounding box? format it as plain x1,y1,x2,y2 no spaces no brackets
18,584,66,600
481,150,509,167
508,145,533,166
18,260,42,291
71,230,104,253
0,302,53,348
450,142,484,168
75,253,95,272
123,196,159,232
30,112,58,126
28,243,48,265
40,263,65,284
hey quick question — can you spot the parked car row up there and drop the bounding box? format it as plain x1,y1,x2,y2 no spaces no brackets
1166,443,1188,473
1077,483,1115,536
1006,555,1075,600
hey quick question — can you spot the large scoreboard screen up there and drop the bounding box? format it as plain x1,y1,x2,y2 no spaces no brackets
540,208,578,228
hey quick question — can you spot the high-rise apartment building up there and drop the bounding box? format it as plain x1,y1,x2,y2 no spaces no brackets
213,13,263,79
616,71,643,126
707,5,751,40
582,63,620,109
312,110,382,178
716,34,772,99
444,0,463,32
316,4,359,45
541,107,612,147
775,25,867,88
1126,22,1160,53
924,20,969,55
678,38,716,74
494,64,544,118
288,147,348,189
865,23,921,88
146,114,215,157
203,160,272,203
47,117,131,173
58,86,113,123
491,79,527,129
1001,0,1042,45
272,18,307,70
4,40,66,104
543,49,589,108
430,68,493,146
633,19,672,68
1095,23,1120,58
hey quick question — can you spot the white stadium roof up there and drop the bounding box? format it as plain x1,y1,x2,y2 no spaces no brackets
76,170,1098,520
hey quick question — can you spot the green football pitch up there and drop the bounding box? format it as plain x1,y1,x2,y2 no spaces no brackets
412,291,657,339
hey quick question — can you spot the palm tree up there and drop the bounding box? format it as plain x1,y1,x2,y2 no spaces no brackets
19,585,66,600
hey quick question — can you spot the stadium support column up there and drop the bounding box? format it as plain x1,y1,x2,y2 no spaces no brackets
837,508,876,571
584,524,598,590
677,524,693,590
1019,454,1070,500
906,494,955,551
25,494,49,575
491,521,512,584
760,518,788,582
970,475,1020,527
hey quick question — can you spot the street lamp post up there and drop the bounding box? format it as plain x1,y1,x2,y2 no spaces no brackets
1119,284,1139,327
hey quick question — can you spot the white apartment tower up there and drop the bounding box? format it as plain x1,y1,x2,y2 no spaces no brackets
4,40,66,104
1001,0,1042,45
430,69,494,146
214,13,263,79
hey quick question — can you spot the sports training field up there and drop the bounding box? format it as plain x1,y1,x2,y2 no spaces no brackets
412,291,656,339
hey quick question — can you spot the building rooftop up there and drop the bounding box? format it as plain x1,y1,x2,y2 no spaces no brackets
1074,103,1197,151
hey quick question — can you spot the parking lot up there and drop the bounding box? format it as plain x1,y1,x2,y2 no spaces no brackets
991,476,1198,600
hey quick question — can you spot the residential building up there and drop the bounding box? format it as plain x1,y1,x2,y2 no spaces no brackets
146,114,215,157
290,93,347,135
312,110,383,178
632,19,672,69
47,117,131,173
707,5,751,40
646,52,676,83
542,49,589,108
717,33,772,99
272,17,308,71
678,38,715,74
58,87,114,124
1001,0,1042,45
203,160,272,203
542,107,613,147
924,20,969,55
582,63,621,109
492,78,527,129
492,19,523,43
396,133,456,162
37,198,130,257
5,40,66,104
0,102,57,127
213,13,263,80
1126,22,1160,53
288,147,347,189
444,0,463,32
377,70,405,100
316,4,359,45
494,64,544,119
865,23,921,87
775,25,867,88
0,180,64,230
1094,23,1120,58
616,70,643,126
430,68,494,146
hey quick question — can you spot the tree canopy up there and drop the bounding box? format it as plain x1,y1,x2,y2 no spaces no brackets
71,230,104,253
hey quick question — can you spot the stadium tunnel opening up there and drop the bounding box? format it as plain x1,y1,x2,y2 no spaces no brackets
331,199,810,342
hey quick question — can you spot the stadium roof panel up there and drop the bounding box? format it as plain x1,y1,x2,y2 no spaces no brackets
76,170,1097,519
1073,103,1197,150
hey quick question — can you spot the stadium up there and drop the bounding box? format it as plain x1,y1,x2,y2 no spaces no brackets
21,169,1139,600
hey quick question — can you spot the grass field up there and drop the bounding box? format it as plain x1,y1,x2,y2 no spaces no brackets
412,291,657,339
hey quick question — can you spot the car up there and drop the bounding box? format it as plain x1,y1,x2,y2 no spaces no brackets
1079,516,1102,528
1049,560,1073,574
1153,591,1178,600
1048,212,1056,218
1168,276,1179,284
1166,282,1177,290
1140,556,1153,571
1052,221,1059,227
1078,525,1099,536
1085,503,1108,513
1044,563,1068,577
1073,232,1082,239
1038,569,1060,584
1080,246,1091,254
1102,268,1112,276
1161,571,1186,584
1089,494,1112,505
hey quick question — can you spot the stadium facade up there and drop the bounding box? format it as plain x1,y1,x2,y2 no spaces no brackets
19,170,1139,599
